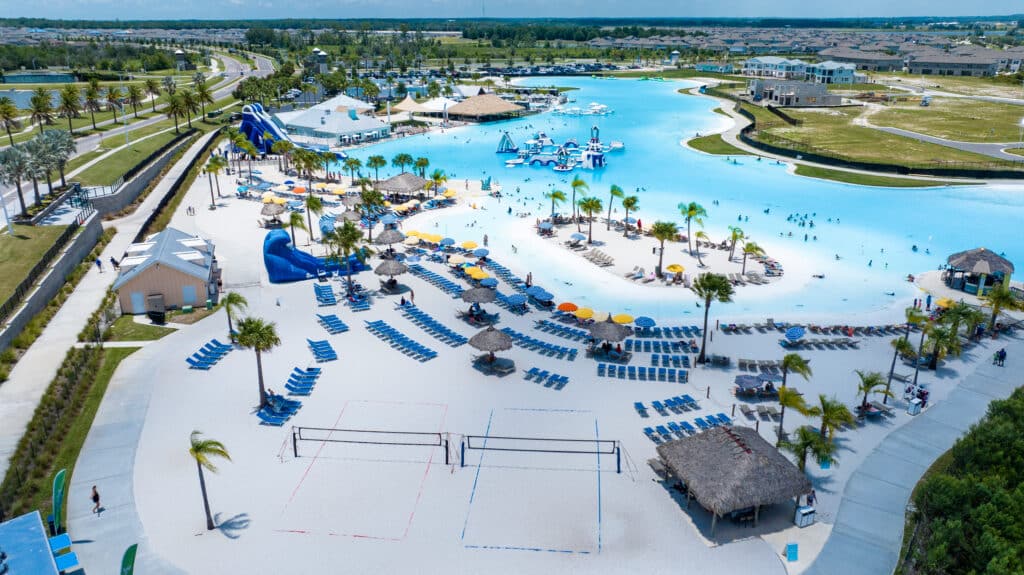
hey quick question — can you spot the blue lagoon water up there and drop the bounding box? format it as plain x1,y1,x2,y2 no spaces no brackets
339,77,1024,319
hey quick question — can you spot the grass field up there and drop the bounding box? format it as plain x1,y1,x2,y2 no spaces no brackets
871,97,1024,142
1007,147,1024,157
0,224,70,303
74,131,181,186
793,165,967,188
687,134,749,155
874,72,1024,99
106,316,176,341
826,82,887,92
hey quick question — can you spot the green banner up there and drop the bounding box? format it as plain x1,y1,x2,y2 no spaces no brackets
52,469,67,533
120,544,138,575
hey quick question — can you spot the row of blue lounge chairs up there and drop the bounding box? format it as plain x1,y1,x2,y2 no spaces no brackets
365,320,438,362
486,261,528,293
523,367,569,389
597,363,689,383
499,327,578,360
650,354,691,368
634,395,700,417
534,319,589,341
624,339,698,354
314,283,336,306
284,366,322,397
644,413,733,443
317,313,350,334
307,338,337,362
494,291,529,315
409,264,464,298
634,325,702,339
186,339,233,369
398,304,467,347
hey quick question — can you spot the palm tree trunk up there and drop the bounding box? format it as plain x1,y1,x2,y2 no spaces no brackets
912,330,926,387
742,254,748,275
698,300,711,363
777,404,786,447
588,218,593,244
255,350,267,407
623,208,629,237
208,172,216,209
151,97,157,113
67,115,73,133
5,126,12,146
290,224,296,246
657,241,665,274
59,166,66,188
884,348,898,405
306,210,314,244
226,311,234,340
31,177,41,205
90,110,96,130
14,180,27,215
687,219,693,256
606,197,613,231
196,461,215,530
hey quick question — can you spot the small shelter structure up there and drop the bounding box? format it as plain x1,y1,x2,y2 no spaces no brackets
446,94,525,122
113,228,220,314
656,426,811,536
392,95,435,114
944,247,1014,296
375,173,431,201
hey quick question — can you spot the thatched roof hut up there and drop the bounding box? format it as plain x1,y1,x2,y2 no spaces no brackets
375,173,430,198
947,247,1014,276
657,426,810,534
447,94,524,121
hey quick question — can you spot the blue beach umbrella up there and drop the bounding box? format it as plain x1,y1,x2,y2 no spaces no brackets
473,248,490,257
532,290,554,301
525,286,547,297
380,214,398,225
623,217,637,224
251,170,262,175
236,186,248,192
480,278,498,288
506,294,528,306
538,222,553,230
785,326,806,341
570,233,586,241
284,180,295,185
440,238,455,246
634,316,656,328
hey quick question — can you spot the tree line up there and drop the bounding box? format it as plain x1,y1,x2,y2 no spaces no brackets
0,42,189,73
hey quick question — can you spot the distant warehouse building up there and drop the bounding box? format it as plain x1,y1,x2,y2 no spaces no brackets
748,79,842,107
906,55,999,77
817,48,903,72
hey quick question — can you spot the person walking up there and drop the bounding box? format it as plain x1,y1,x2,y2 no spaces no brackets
91,486,101,513
94,258,103,273
998,348,1007,366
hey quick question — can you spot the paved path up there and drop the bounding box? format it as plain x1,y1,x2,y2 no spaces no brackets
868,125,1024,161
0,131,220,481
804,335,1023,575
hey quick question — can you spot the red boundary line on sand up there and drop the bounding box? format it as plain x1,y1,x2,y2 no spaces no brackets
401,403,449,540
285,401,350,507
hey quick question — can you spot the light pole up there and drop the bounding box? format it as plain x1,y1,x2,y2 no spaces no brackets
1,196,14,236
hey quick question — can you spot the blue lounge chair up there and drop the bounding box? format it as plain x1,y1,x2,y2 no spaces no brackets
655,425,673,440
186,357,213,370
210,339,234,350
652,400,667,415
643,427,661,443
257,410,288,425
716,413,733,425
634,402,648,417
667,422,685,437
524,367,540,380
285,384,313,396
694,417,710,431
680,421,696,434
597,363,606,376
54,552,80,574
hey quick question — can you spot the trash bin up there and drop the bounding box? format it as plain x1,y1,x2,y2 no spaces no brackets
206,298,213,310
794,505,815,527
907,398,922,416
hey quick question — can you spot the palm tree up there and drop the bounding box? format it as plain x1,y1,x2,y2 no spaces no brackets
650,221,678,276
104,87,122,123
807,394,854,442
414,156,430,178
195,82,214,117
343,157,363,181
391,153,413,173
605,184,624,231
980,281,1021,332
57,84,80,134
780,352,812,388
304,194,323,244
235,317,281,407
358,187,384,241
577,197,603,244
271,139,294,172
727,226,745,261
885,337,915,404
324,220,372,295
188,431,231,531
126,84,144,118
678,201,707,257
904,306,926,341
287,211,307,246
206,155,228,198
855,370,892,411
166,93,187,133
741,241,765,275
777,386,808,447
179,89,200,129
925,324,961,371
43,130,75,188
83,83,102,130
162,75,177,96
780,425,836,473
964,307,987,341
144,78,161,113
24,137,49,202
0,96,20,145
621,195,638,237
693,230,710,267
429,169,447,195
569,176,588,232
912,320,933,387
221,291,248,341
941,302,972,339
544,189,567,216
0,146,30,215
367,154,386,181
29,87,54,132
691,273,734,364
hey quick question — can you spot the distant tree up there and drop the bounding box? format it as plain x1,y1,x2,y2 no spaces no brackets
144,78,162,112
577,196,603,244
366,154,387,181
83,83,102,130
57,84,81,133
29,87,54,132
678,201,707,257
605,184,623,231
650,221,678,276
620,195,639,237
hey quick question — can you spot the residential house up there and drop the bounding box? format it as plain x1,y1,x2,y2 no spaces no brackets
748,79,843,107
805,61,862,84
742,56,808,79
817,48,903,71
114,228,220,314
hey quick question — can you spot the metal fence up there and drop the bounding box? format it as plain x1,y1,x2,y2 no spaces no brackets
76,129,196,199
0,220,81,325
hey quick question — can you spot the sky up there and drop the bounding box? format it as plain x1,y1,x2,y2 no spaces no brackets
1,0,1021,21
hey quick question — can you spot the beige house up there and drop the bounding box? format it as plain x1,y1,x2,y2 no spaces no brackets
113,228,220,314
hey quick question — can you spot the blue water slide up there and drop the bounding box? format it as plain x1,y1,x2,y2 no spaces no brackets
240,103,291,154
263,229,368,283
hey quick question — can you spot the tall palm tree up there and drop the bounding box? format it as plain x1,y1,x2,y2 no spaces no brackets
178,89,200,129
304,194,323,244
925,324,961,371
885,337,915,404
691,272,734,364
24,137,49,202
569,176,588,232
904,306,926,341
0,96,20,145
855,370,892,410
324,220,372,294
221,291,248,341
604,184,624,231
650,221,678,276
429,169,447,195
57,84,81,134
83,83,102,131
912,320,933,387
166,93,187,133
980,281,1021,332
806,394,855,442
941,302,972,339
271,139,294,172
727,226,745,261
43,130,75,188
343,157,363,181
621,195,638,237
104,87,123,123
741,241,765,275
780,352,812,388
964,308,987,341
287,211,307,246
367,154,387,181
693,230,710,267
391,153,413,173
126,84,144,118
235,317,281,407
188,431,231,531
578,196,603,244
195,82,214,116
29,87,54,133
206,155,228,198
780,425,836,473
544,189,567,216
777,386,808,447
358,187,384,241
144,78,162,113
678,201,707,257
0,146,30,215
414,156,430,178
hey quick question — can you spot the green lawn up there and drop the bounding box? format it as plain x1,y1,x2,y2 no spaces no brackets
1007,147,1024,157
688,134,750,156
74,131,182,186
711,107,730,117
0,224,70,303
106,316,176,341
894,448,955,575
875,72,1024,99
793,165,967,187
871,97,1024,143
826,82,886,92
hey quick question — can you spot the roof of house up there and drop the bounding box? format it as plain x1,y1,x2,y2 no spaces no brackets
910,54,999,66
446,94,524,118
745,56,805,66
818,47,903,62
657,426,812,517
809,60,857,70
113,227,215,290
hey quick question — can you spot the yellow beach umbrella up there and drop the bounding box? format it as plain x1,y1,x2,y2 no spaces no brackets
393,205,408,213
408,199,421,205
574,307,594,320
262,196,277,204
613,313,634,324
592,311,610,322
462,241,478,250
403,237,420,245
448,254,467,265
665,264,684,274
463,266,481,275
428,234,444,243
472,272,491,280
384,201,392,207
405,230,421,238
262,190,276,198
312,182,329,190
443,190,457,198
935,297,955,309
272,197,288,205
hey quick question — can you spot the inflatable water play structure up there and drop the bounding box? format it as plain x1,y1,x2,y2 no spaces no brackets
502,127,622,171
263,229,367,283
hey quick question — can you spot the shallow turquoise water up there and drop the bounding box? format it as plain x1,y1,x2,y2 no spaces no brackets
337,77,1024,318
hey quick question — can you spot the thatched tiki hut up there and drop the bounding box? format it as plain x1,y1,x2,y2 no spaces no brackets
656,426,811,536
375,172,431,202
447,94,525,122
944,247,1014,296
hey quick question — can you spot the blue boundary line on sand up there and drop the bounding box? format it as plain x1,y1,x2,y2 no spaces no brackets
595,418,603,554
460,408,494,540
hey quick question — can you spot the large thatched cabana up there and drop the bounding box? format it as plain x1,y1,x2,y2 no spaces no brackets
656,426,811,535
375,173,431,201
944,247,1014,296
446,94,524,122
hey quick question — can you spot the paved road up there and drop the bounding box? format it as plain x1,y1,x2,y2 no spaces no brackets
868,126,1024,161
